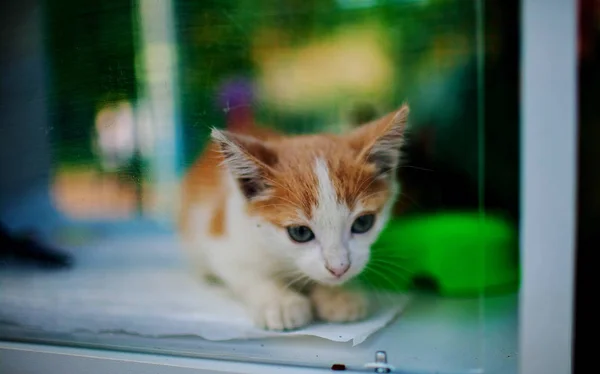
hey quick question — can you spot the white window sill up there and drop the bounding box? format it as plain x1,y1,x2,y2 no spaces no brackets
0,292,517,374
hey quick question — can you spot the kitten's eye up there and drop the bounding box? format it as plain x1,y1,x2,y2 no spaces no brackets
287,226,315,243
351,214,376,234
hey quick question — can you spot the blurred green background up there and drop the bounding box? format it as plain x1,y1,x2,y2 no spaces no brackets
44,0,519,226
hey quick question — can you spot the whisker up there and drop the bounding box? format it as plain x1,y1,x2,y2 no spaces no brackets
365,262,414,284
366,262,412,281
368,255,417,264
268,195,305,213
400,165,435,172
352,163,371,197
357,190,385,201
353,173,378,195
398,192,421,208
371,246,418,257
254,203,302,210
258,174,307,208
369,258,414,271
262,175,304,200
282,273,309,292
298,276,314,292
367,260,418,276
271,267,304,279
361,266,408,301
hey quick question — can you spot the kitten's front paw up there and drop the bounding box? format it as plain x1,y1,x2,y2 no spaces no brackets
310,286,368,323
253,293,313,331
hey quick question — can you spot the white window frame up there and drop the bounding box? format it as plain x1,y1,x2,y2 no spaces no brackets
519,0,577,374
0,342,333,374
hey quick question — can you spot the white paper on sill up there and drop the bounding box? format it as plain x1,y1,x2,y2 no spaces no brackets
0,228,409,346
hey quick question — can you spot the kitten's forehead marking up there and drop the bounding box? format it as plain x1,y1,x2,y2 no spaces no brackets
314,157,339,210
312,158,350,246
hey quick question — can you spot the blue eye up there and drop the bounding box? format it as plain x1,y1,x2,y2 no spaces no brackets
287,226,315,243
351,214,375,234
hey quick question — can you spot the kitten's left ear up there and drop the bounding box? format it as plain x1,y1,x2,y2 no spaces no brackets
211,129,277,200
348,103,409,177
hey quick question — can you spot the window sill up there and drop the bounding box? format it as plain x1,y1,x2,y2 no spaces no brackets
0,292,517,373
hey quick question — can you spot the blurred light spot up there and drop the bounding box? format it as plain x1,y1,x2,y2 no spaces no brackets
254,23,394,112
94,101,136,172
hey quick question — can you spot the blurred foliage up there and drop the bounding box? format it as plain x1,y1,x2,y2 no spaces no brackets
44,0,478,167
175,0,478,166
45,0,137,166
44,0,502,187
175,0,255,165
42,0,520,220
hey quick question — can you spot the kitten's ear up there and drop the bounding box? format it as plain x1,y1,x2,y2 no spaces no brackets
348,103,409,177
211,129,277,200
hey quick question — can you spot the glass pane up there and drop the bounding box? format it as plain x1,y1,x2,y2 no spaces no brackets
0,0,519,372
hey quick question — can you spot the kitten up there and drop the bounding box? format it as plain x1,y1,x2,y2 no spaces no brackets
179,104,409,330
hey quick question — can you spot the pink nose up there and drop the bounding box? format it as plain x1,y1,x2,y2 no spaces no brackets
326,263,350,278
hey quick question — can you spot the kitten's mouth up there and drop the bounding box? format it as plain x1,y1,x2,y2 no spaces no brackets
315,273,354,286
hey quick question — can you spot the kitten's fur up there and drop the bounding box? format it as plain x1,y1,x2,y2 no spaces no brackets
179,104,409,330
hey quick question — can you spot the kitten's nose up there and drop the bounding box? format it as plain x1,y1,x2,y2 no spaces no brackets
326,263,350,278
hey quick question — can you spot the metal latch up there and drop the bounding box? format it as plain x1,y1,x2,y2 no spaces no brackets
364,351,393,373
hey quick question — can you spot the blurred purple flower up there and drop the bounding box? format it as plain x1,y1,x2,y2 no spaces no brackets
217,77,254,110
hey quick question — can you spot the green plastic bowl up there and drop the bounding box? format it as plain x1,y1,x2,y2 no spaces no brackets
359,212,520,296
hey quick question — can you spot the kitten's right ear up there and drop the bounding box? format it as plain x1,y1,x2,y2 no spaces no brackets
211,129,277,200
348,103,409,178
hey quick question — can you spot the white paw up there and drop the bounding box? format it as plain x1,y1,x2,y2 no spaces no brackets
311,286,368,323
253,293,313,331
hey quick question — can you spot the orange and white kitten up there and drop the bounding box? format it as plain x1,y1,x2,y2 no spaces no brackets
179,104,409,330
